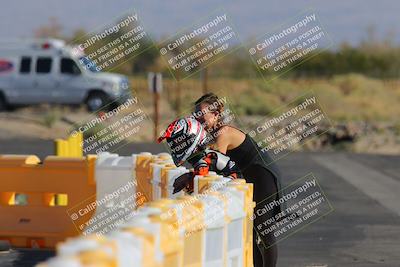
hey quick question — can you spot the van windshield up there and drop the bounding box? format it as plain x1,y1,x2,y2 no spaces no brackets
79,56,99,72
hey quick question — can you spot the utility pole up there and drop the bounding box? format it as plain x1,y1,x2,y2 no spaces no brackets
148,72,162,141
176,72,181,116
202,67,208,94
154,91,159,141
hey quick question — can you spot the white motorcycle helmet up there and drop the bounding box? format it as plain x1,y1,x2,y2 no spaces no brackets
158,117,209,166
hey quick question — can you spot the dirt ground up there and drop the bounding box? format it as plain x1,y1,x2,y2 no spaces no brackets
0,104,399,155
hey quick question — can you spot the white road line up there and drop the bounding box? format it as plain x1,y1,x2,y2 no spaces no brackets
312,154,400,217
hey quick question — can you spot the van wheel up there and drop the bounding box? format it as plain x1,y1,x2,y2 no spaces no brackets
0,240,10,251
0,95,7,112
86,92,109,112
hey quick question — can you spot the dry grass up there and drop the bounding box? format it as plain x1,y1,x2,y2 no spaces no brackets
130,74,400,124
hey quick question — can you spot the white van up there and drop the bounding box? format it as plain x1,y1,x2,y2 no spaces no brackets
0,39,131,111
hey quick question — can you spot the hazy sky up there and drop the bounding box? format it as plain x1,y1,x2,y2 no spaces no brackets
1,0,399,46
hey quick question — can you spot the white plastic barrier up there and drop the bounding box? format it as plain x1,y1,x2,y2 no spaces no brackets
92,152,137,234
95,152,136,209
193,175,248,267
219,187,246,267
37,256,82,267
228,180,255,267
197,193,228,267
122,207,164,265
108,231,143,267
57,237,101,256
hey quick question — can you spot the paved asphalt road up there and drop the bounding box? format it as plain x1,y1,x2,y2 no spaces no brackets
0,140,399,267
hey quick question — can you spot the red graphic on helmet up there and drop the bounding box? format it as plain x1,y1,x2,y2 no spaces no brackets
158,117,209,166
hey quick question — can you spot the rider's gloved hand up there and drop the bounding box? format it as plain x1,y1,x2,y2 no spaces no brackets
173,171,195,194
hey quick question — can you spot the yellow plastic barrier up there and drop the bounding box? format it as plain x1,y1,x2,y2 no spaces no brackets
56,235,117,267
135,152,156,203
135,152,176,205
55,132,84,157
0,154,96,248
0,151,171,249
1,151,257,267
147,199,185,267
121,227,161,267
151,162,188,200
177,195,205,267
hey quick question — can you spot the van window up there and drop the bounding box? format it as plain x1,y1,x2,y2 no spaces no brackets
36,57,52,73
60,58,81,75
20,57,31,73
